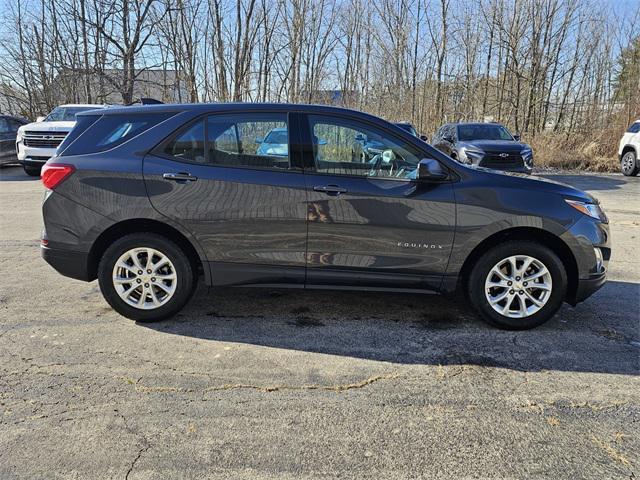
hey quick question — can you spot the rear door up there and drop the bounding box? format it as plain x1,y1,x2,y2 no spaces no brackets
300,113,456,291
143,111,309,286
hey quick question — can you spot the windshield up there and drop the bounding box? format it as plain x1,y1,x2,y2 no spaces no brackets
458,124,513,141
44,106,98,122
263,130,288,144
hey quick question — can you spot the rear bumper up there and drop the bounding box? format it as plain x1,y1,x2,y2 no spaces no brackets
41,245,91,281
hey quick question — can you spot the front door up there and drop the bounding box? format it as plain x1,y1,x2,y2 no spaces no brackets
144,111,308,286
301,114,456,291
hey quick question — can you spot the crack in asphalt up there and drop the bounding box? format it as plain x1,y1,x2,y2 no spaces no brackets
129,373,400,394
119,412,151,480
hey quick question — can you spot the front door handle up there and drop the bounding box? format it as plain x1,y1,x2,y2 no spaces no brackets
163,172,198,182
313,184,347,196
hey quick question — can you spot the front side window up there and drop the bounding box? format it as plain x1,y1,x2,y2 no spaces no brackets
458,124,513,141
308,115,422,180
627,122,640,134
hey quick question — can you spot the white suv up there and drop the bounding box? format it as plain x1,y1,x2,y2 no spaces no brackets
16,104,106,176
619,119,640,177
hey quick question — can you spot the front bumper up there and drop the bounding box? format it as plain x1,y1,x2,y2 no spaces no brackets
571,271,607,304
565,216,611,305
17,143,57,165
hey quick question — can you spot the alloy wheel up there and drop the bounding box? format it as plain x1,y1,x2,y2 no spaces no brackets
112,247,177,310
621,152,636,175
484,255,553,318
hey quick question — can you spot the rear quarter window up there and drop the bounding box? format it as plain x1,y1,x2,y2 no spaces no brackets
59,113,175,156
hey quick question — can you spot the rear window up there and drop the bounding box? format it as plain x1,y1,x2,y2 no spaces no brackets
60,113,175,156
627,122,640,134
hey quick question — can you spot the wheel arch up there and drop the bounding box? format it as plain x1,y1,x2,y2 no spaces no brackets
621,144,636,156
458,226,579,303
88,218,207,283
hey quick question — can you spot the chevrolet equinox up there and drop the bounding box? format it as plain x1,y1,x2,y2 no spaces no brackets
41,103,610,329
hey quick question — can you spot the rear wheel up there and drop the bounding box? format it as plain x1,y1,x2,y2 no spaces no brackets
98,233,196,322
621,151,639,176
468,241,567,330
24,165,41,177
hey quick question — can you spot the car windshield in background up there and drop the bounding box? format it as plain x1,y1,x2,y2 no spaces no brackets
458,124,513,141
45,106,97,122
264,130,288,144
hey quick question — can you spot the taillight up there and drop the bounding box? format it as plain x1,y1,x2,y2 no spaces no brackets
41,163,75,190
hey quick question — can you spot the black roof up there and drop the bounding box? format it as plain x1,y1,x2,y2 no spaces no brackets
86,102,383,121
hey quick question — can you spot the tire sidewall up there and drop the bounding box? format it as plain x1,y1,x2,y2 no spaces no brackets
621,151,638,176
468,241,567,330
98,233,194,322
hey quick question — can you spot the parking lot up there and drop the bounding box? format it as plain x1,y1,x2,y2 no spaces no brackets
0,165,638,479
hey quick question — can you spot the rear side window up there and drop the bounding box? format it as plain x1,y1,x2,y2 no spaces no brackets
627,122,640,134
60,112,175,156
57,115,99,154
163,120,205,163
159,113,290,170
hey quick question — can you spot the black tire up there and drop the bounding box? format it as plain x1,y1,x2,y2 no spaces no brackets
467,241,567,330
98,233,196,322
621,150,639,177
24,165,41,177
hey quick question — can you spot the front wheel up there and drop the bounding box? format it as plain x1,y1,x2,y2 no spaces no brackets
98,233,196,322
621,151,639,176
468,241,567,330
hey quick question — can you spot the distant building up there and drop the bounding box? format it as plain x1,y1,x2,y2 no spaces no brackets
53,68,190,104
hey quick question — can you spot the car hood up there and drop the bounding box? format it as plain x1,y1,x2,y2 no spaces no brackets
474,167,597,203
18,121,76,133
460,139,529,154
258,143,288,155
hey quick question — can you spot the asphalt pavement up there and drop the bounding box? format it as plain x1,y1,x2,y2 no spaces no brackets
0,166,638,479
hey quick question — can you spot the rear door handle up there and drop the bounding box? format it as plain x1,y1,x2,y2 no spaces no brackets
313,184,347,196
162,172,197,182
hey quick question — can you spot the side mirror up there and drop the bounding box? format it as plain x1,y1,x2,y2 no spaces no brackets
36,116,45,123
513,133,521,141
255,137,264,144
417,158,447,181
317,137,327,146
419,134,429,142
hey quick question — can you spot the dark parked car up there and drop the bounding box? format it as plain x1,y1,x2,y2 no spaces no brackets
0,115,28,166
40,103,609,329
432,122,533,173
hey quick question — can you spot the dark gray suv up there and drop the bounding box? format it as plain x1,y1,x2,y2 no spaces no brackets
432,122,533,173
40,103,610,329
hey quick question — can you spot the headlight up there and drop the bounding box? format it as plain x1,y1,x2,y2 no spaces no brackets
565,199,608,222
459,147,483,164
16,128,24,143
